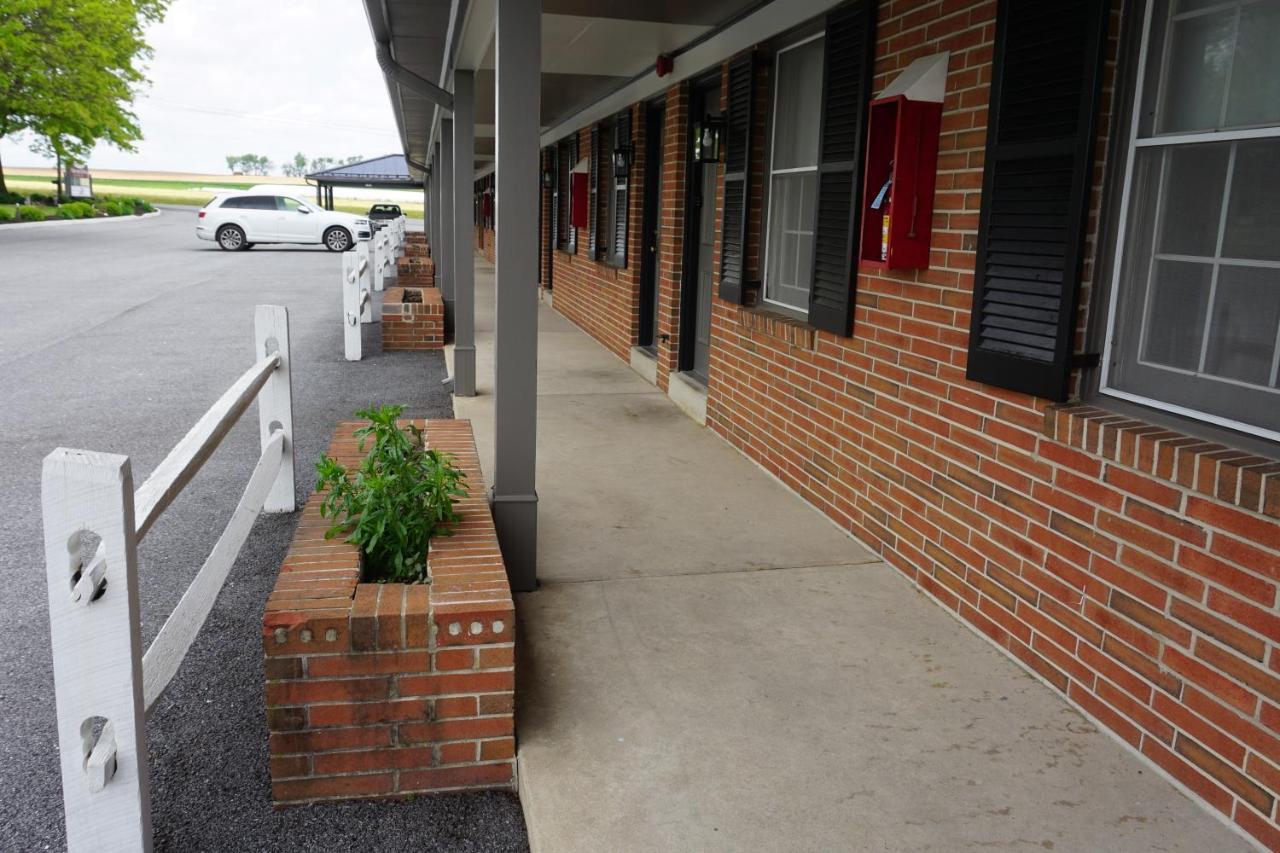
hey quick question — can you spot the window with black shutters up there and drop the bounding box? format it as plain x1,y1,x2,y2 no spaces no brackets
608,109,631,267
566,135,578,254
965,0,1108,402
588,125,600,259
748,0,875,330
1101,0,1280,441
550,145,562,251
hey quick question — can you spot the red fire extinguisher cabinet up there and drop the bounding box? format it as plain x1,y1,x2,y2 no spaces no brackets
858,94,942,271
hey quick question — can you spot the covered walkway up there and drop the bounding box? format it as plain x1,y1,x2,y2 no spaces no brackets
448,258,1248,852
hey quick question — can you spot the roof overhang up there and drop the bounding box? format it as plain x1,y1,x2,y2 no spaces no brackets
368,0,839,179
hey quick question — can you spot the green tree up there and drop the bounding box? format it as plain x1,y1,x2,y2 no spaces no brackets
0,0,170,193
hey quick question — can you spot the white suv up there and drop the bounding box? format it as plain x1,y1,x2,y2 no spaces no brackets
196,192,371,251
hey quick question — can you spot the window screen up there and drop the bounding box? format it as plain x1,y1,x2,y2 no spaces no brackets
763,36,824,313
1105,0,1280,439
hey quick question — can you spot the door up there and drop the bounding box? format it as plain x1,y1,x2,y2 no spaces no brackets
235,195,281,241
679,78,720,384
275,196,317,242
638,102,664,351
691,164,716,382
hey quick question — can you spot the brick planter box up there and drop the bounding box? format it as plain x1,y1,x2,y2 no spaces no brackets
397,256,435,287
263,419,514,805
382,286,443,351
406,231,427,247
404,242,429,257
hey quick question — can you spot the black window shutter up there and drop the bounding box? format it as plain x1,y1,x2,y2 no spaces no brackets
550,145,561,250
588,125,600,259
612,108,632,266
567,135,579,254
966,0,1109,401
807,0,876,336
719,53,756,304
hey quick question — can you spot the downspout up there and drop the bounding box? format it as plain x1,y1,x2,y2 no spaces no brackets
374,41,454,112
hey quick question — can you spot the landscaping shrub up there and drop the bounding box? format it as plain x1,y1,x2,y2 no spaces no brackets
315,405,467,583
0,206,14,222
28,193,56,206
18,205,46,222
57,203,86,219
0,190,23,205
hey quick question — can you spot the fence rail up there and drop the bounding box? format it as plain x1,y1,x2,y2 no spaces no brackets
42,304,295,852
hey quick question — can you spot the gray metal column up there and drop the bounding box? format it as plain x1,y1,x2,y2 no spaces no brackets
492,0,540,592
432,140,443,283
439,119,456,333
453,71,477,396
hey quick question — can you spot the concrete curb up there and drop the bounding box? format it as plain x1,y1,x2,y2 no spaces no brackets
0,209,162,231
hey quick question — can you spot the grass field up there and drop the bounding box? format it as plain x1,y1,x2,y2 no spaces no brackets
3,168,423,218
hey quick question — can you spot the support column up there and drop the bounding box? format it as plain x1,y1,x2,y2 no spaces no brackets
440,120,456,336
432,140,443,287
492,0,540,592
453,71,477,396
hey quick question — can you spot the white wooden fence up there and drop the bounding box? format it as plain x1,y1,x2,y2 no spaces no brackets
41,305,295,853
341,216,406,361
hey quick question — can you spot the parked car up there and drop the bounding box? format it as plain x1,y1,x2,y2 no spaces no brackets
368,203,403,221
196,192,371,251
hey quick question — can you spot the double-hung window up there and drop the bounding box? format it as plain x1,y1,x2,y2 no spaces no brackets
1103,0,1280,440
762,34,825,314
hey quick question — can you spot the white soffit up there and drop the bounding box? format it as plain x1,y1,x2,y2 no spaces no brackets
537,0,847,146
879,52,950,103
540,15,712,77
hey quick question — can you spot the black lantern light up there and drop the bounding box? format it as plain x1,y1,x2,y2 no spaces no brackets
612,145,631,174
693,117,723,163
541,168,553,187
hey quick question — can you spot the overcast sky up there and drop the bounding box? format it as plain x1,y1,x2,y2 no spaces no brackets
0,0,404,175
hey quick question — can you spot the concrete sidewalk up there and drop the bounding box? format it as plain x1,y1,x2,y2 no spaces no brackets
449,259,1250,852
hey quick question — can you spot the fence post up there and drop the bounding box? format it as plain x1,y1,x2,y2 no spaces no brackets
254,305,295,512
342,253,363,361
372,231,385,293
43,449,153,852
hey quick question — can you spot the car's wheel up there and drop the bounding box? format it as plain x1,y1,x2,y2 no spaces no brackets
324,227,352,252
217,225,246,251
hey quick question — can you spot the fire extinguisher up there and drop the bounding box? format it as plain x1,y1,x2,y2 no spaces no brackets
871,160,893,263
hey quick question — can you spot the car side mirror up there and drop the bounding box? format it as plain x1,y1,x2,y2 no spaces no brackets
298,206,312,214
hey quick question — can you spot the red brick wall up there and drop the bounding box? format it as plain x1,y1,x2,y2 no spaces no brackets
263,420,514,804
549,117,646,363
534,2,1280,846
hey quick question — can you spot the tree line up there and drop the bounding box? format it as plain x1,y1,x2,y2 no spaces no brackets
226,153,365,178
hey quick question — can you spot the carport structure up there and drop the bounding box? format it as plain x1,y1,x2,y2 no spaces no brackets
364,1,1280,850
305,153,422,210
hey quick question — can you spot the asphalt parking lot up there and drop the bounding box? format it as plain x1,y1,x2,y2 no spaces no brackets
0,209,528,851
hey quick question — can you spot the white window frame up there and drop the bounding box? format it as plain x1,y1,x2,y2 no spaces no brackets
1099,0,1280,443
761,30,825,315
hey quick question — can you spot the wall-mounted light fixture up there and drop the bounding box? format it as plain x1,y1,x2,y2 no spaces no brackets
541,169,553,187
693,117,723,163
612,145,632,174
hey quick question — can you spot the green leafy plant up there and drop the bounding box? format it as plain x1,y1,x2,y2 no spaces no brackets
0,205,14,222
315,405,467,583
17,204,44,221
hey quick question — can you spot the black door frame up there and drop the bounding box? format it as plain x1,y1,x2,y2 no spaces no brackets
678,73,721,374
638,100,665,351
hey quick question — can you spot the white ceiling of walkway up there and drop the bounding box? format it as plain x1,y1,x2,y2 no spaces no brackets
367,0,768,172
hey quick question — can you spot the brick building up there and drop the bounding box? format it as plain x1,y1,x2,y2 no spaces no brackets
379,0,1280,847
